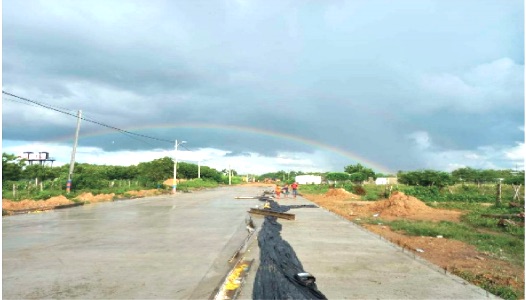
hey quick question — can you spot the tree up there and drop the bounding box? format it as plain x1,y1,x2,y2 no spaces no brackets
178,162,198,179
199,166,222,182
398,170,452,188
451,167,478,183
106,165,138,180
137,157,173,183
326,172,350,183
2,153,25,182
221,168,238,176
22,165,61,182
344,163,376,183
505,171,525,185
349,172,367,183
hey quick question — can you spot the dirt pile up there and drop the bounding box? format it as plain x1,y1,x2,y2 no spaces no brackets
2,189,166,211
305,191,462,222
126,189,164,197
369,191,435,217
3,196,73,210
75,192,115,203
324,188,360,200
347,191,462,222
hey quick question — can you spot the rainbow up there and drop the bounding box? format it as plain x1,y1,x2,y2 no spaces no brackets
52,122,393,174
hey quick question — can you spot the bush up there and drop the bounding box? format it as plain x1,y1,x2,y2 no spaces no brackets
353,185,366,196
32,190,64,200
342,183,354,193
363,192,379,201
400,186,441,200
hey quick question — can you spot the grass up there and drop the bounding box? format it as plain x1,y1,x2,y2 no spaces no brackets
178,178,219,190
451,269,521,300
356,215,524,300
298,184,330,195
385,219,524,264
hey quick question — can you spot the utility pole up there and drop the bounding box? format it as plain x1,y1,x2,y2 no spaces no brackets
228,164,232,185
198,161,201,179
67,110,82,194
173,140,186,194
173,140,178,194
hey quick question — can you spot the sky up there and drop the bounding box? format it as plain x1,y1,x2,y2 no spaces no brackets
2,0,525,175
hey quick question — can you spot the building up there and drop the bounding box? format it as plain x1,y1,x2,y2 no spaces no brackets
295,175,322,185
375,177,398,185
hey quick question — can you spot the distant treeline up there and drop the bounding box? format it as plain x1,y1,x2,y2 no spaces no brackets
258,163,524,187
3,153,524,191
2,153,231,190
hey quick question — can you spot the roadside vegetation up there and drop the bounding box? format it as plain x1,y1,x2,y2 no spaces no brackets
2,153,243,201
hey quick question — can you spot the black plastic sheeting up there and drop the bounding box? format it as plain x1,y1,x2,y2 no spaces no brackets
253,201,327,300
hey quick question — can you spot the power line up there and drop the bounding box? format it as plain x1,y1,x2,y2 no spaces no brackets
2,91,174,144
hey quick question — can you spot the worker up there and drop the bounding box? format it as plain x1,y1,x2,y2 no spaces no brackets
282,184,289,198
275,184,281,199
291,182,299,199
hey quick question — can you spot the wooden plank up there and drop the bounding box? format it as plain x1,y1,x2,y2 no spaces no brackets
248,208,295,220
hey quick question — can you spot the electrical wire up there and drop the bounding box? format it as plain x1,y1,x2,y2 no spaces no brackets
2,91,175,145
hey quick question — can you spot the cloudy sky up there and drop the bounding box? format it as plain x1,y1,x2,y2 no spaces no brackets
2,0,524,175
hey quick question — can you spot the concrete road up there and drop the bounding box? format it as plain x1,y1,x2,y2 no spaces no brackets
3,186,263,299
4,186,497,299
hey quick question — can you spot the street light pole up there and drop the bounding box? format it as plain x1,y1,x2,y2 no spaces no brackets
173,139,186,195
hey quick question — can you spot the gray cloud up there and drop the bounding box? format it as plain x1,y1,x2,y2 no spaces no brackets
3,0,524,173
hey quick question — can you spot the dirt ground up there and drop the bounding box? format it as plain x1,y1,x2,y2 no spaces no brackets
302,189,524,297
2,189,165,211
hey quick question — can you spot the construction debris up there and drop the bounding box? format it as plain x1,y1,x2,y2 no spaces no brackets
248,208,295,220
214,260,253,300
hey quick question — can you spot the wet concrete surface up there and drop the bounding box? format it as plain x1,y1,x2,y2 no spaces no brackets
4,186,498,299
3,186,262,299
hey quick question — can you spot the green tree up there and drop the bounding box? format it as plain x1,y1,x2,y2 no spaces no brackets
221,168,238,176
451,167,478,183
106,165,138,180
22,165,61,182
505,171,525,185
349,172,367,183
398,170,452,188
2,153,25,181
178,162,198,179
326,172,350,182
137,157,173,184
344,163,376,182
199,166,222,182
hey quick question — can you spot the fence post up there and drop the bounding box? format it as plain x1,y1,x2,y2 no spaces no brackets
496,180,502,207
13,184,16,198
